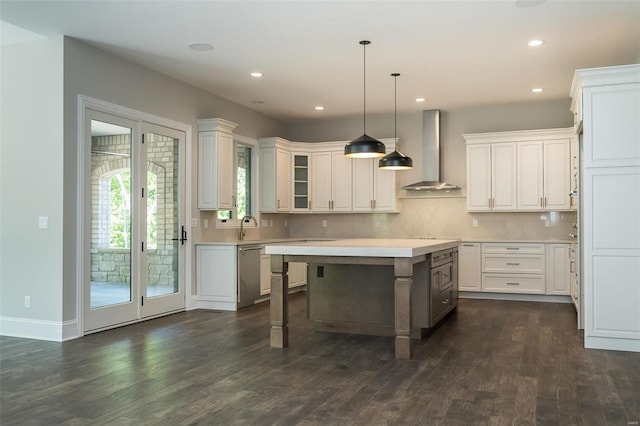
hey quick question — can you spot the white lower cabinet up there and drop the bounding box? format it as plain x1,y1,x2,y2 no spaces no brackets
259,254,307,296
196,245,237,310
546,244,570,295
459,243,481,291
481,243,546,294
458,242,571,297
260,251,271,296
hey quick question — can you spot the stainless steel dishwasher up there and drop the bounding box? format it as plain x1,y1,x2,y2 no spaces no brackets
237,244,262,308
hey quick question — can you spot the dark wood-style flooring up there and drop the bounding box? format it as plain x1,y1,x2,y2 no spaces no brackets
1,294,639,425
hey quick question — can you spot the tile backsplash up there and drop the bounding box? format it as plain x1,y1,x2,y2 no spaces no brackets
286,197,576,241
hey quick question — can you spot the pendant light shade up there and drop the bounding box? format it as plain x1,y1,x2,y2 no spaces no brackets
379,73,413,170
345,40,386,158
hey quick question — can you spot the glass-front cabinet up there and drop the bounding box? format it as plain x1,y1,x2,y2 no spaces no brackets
291,152,310,212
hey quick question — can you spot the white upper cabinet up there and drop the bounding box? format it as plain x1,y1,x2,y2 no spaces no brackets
311,150,352,212
352,149,397,212
465,142,516,211
259,138,291,213
197,118,238,210
465,128,574,212
291,152,311,212
259,138,397,214
517,140,571,211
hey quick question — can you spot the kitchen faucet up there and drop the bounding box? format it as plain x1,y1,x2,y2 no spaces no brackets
239,215,258,240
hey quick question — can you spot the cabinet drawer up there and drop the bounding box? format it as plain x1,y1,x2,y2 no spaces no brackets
430,249,453,268
482,254,545,273
482,243,545,254
431,286,456,323
431,262,453,291
482,274,545,294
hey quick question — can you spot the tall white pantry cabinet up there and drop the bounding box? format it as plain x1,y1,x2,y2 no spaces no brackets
571,64,640,352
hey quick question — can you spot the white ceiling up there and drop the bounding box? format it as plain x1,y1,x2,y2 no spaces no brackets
1,1,639,123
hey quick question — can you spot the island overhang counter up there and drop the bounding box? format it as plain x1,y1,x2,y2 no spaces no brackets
264,238,460,359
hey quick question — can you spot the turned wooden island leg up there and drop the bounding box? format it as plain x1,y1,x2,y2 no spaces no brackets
394,258,413,359
270,254,289,348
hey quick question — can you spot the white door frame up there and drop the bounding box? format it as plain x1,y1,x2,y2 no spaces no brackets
77,95,193,335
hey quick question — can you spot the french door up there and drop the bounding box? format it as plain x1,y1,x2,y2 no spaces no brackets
84,109,186,332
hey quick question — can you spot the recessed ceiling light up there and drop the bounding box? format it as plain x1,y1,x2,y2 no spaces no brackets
532,87,544,93
528,39,544,47
314,106,324,111
188,42,213,51
250,72,263,78
416,98,426,103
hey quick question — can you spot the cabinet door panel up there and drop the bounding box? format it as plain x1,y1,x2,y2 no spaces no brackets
459,243,481,291
331,150,352,211
544,140,571,210
352,158,375,211
276,149,291,211
374,167,396,211
492,143,517,210
517,142,544,210
311,152,332,211
466,144,491,211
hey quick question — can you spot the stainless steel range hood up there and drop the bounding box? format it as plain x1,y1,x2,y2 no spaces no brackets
401,110,460,191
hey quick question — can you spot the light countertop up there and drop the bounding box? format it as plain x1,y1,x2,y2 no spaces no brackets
264,238,460,258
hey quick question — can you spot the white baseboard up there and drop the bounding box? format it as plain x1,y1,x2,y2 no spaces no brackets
0,316,80,342
194,299,237,311
586,336,640,352
460,292,572,304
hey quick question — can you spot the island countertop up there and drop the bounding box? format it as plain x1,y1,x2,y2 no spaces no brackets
264,238,460,258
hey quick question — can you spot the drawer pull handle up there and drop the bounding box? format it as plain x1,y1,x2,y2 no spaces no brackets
506,247,520,250
442,299,450,304
506,262,520,266
506,282,520,286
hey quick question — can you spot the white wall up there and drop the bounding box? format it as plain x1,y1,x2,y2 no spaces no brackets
1,37,65,324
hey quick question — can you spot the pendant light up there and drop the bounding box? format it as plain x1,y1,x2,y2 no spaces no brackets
344,40,386,158
379,73,413,170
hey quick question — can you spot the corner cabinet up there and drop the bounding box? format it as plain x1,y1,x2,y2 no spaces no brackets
464,128,574,212
197,119,238,210
259,138,291,213
258,137,398,214
571,64,640,352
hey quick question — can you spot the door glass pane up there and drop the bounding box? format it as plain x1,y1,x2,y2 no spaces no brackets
146,132,179,298
90,120,132,308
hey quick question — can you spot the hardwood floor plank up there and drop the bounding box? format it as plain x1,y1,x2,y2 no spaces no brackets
1,295,639,425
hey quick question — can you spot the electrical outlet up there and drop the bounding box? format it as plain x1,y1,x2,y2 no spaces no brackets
25,296,31,308
191,218,198,228
472,219,478,227
204,219,209,229
322,219,328,228
317,266,324,277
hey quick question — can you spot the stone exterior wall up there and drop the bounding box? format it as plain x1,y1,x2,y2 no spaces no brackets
90,132,178,287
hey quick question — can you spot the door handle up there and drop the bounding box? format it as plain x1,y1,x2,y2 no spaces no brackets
172,225,187,245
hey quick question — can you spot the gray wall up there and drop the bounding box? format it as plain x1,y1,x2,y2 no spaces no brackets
62,37,288,322
1,36,65,322
2,36,288,328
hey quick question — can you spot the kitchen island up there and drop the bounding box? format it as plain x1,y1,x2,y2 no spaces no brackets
264,238,460,359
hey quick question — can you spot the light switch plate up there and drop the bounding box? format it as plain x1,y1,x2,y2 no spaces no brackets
191,218,198,228
38,216,48,229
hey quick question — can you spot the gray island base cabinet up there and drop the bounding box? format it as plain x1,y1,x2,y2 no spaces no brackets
265,239,460,359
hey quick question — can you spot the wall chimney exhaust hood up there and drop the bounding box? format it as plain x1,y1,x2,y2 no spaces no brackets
401,109,460,191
